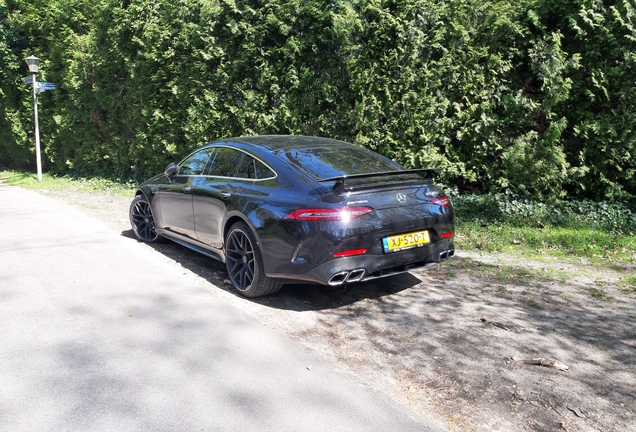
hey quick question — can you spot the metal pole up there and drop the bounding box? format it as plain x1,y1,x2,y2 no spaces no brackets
31,73,42,182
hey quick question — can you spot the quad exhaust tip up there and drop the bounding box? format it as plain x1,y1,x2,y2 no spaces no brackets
328,269,366,286
347,269,365,282
328,271,348,285
440,249,455,261
328,251,455,285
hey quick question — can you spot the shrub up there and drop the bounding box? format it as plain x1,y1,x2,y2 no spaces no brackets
452,192,636,234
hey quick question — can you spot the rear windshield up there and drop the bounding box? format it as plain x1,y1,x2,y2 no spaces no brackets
278,145,424,186
280,146,402,179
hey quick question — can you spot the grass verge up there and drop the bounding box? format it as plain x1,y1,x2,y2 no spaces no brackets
456,222,636,264
0,170,135,198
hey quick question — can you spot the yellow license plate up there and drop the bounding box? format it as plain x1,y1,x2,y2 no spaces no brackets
382,230,430,252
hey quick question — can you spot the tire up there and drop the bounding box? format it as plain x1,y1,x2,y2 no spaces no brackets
129,194,163,243
225,221,282,297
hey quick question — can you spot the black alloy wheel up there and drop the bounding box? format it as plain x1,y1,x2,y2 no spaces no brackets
225,222,281,297
129,195,161,243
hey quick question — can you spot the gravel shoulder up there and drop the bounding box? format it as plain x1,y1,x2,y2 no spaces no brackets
28,186,636,431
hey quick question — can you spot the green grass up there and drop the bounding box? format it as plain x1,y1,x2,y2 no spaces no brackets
491,266,534,282
621,276,636,294
0,170,135,198
526,298,543,309
456,221,636,264
541,267,570,283
623,275,636,286
441,258,561,288
589,287,607,300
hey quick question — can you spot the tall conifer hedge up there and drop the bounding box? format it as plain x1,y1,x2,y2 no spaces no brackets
1,0,634,202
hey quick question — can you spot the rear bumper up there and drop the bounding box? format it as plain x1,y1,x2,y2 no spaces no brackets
266,238,454,285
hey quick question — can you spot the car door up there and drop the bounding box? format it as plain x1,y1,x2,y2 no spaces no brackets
157,147,215,240
192,147,245,248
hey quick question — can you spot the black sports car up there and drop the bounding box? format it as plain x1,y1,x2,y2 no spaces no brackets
130,135,455,297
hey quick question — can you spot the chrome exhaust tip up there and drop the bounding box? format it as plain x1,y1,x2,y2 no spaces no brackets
346,269,365,282
328,271,349,286
440,249,455,261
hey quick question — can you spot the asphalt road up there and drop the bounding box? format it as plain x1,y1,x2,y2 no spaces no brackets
0,183,445,432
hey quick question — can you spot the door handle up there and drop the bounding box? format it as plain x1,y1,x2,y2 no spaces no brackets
182,186,192,193
219,192,231,200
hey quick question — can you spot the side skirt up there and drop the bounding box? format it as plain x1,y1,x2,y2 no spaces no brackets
157,229,225,263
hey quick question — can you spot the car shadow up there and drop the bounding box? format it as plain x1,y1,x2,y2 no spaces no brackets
121,229,422,311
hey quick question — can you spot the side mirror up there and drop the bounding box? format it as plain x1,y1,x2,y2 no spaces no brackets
164,162,178,183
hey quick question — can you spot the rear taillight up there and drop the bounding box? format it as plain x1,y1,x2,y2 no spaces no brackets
440,232,454,239
283,207,374,222
429,194,450,206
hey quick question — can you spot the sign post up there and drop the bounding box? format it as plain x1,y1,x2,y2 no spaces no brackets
23,56,56,182
32,73,42,182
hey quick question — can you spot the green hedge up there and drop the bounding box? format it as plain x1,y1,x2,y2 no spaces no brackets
1,0,634,203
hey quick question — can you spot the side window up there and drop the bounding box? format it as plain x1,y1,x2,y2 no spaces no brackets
206,147,244,177
254,159,276,179
178,148,215,176
236,155,277,180
236,156,256,179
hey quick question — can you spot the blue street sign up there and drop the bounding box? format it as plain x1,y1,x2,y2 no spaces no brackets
23,76,32,84
27,81,57,94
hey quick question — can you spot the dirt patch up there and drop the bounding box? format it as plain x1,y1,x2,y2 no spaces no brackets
29,186,636,431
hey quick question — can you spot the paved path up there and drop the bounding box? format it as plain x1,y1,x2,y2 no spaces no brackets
0,183,445,432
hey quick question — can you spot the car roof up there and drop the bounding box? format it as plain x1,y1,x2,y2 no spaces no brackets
217,135,357,152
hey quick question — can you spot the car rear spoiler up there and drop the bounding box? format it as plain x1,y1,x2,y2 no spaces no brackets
321,169,436,194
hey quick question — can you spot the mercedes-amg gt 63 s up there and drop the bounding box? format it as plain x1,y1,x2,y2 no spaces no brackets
130,135,455,297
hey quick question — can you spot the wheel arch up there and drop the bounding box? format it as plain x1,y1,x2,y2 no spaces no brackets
223,212,283,297
134,186,164,229
134,187,151,200
223,212,261,246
